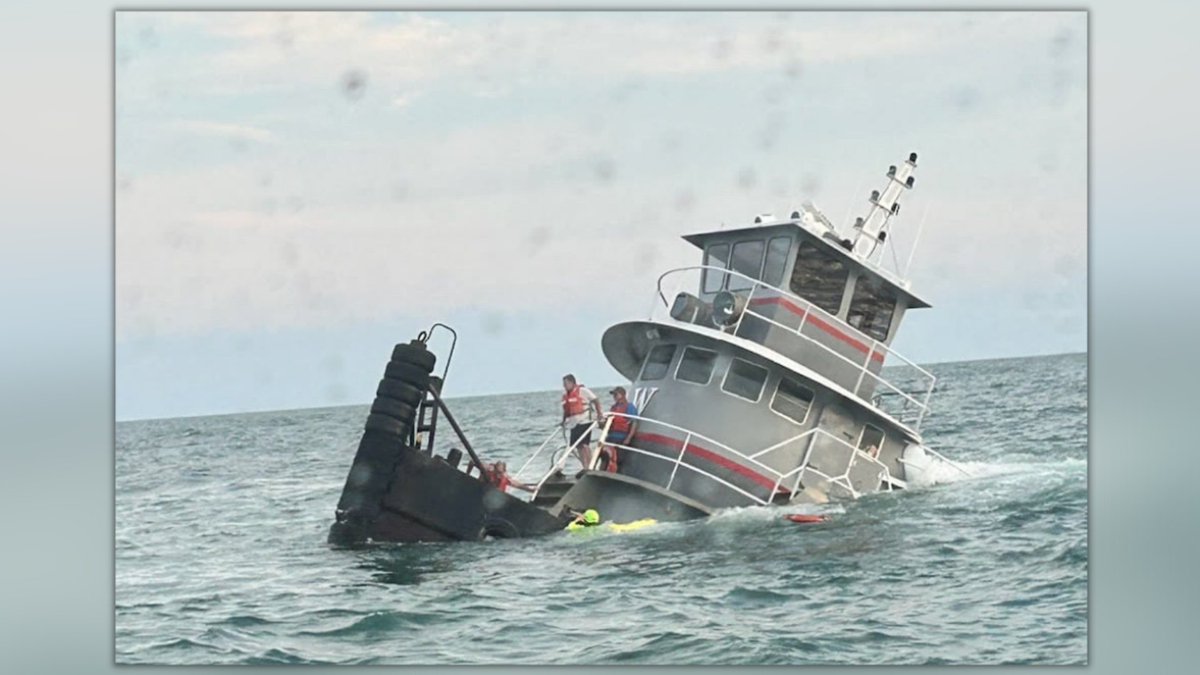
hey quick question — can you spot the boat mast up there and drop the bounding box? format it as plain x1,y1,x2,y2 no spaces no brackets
849,152,918,264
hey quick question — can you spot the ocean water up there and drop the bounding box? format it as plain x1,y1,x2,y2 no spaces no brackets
115,352,1087,665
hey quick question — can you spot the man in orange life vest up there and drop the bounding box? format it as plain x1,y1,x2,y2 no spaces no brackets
561,374,603,469
599,386,639,472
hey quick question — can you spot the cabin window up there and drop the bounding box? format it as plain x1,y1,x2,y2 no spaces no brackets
721,358,769,402
847,274,898,341
675,346,718,385
702,244,730,293
762,236,790,287
859,425,885,456
728,239,765,291
640,344,677,381
790,241,849,315
771,376,815,424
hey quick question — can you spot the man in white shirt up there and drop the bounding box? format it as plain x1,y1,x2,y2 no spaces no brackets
561,373,603,470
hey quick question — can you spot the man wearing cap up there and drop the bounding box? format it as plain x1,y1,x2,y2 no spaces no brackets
599,386,639,472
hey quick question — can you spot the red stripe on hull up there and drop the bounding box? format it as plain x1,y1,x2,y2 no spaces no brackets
747,296,886,363
635,431,779,492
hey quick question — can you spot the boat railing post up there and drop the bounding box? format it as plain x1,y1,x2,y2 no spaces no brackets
764,432,804,499
792,434,817,495
589,417,614,471
769,460,786,500
733,283,756,337
853,342,876,396
917,374,937,429
666,433,690,492
552,419,593,474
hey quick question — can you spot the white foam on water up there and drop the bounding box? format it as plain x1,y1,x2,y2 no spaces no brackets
903,453,976,488
705,501,844,525
904,453,1085,489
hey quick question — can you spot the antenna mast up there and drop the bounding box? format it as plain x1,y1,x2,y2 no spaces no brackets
849,152,918,263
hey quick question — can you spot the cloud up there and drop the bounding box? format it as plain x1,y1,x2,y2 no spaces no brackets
123,11,1077,96
170,120,277,144
115,11,1086,340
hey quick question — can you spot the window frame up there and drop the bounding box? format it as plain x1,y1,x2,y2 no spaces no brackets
769,375,816,426
727,239,766,292
720,357,770,403
846,273,898,342
674,346,719,387
702,243,731,294
789,240,851,317
857,424,885,453
762,235,791,288
639,343,678,382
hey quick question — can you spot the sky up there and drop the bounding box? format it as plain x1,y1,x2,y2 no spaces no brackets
114,10,1087,421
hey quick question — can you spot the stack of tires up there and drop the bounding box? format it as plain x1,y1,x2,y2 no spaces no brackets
367,341,436,440
329,339,436,545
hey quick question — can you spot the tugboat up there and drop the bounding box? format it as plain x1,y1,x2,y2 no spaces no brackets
328,152,964,545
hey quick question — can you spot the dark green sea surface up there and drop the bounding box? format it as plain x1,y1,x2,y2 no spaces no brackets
115,353,1087,664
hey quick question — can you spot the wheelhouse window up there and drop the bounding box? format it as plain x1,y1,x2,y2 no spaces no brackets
846,274,898,341
859,424,885,455
702,244,730,294
721,358,769,402
790,241,849,315
728,239,765,291
771,376,815,424
762,236,791,287
675,346,718,385
640,344,677,381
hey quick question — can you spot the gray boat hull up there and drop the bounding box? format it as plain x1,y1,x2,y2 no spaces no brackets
553,471,713,524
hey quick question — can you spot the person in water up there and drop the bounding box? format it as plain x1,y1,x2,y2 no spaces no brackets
570,508,601,528
598,386,639,472
561,374,603,469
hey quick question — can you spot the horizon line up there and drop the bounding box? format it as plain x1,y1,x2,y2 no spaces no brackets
116,348,1086,424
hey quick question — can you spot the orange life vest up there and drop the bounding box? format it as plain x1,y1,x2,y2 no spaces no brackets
562,384,587,417
609,402,634,434
485,465,510,492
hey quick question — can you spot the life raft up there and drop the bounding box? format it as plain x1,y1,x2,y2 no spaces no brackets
785,513,828,524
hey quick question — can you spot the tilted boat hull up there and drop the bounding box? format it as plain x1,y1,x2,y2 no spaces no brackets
553,471,712,524
329,439,569,546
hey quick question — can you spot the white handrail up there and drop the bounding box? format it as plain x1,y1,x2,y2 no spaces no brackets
765,429,890,498
598,411,808,485
544,411,893,504
608,443,774,506
657,265,935,380
587,416,615,471
513,426,568,479
516,409,919,507
519,420,598,490
655,264,938,428
737,303,928,414
586,431,887,507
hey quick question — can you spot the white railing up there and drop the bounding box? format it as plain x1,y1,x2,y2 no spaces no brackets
511,420,599,490
654,265,937,430
526,411,893,506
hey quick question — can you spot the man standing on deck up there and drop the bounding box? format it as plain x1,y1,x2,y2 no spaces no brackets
599,386,638,472
561,374,603,470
